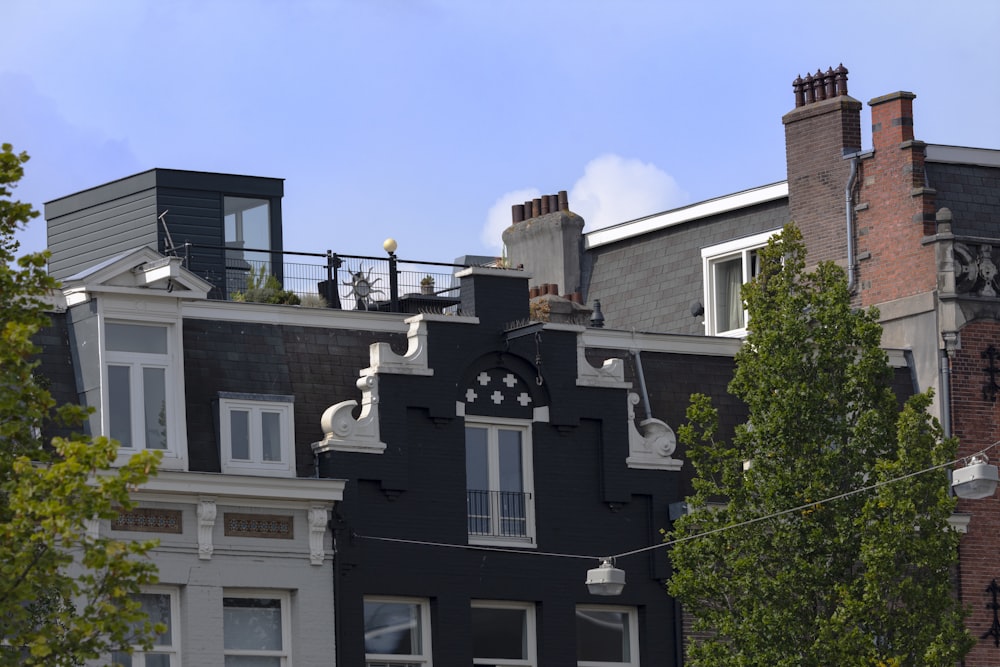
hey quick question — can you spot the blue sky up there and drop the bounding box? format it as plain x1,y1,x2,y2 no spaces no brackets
4,1,999,265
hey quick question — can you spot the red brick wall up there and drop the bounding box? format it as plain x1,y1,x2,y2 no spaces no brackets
950,319,1000,665
783,95,862,268
854,92,938,308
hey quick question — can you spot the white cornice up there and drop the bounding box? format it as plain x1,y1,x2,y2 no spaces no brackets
129,470,345,507
926,144,1000,168
585,182,788,250
582,329,743,357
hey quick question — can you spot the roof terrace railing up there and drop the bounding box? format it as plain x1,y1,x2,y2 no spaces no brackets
164,242,483,312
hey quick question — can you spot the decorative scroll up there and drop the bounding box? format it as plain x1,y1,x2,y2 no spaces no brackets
112,508,183,534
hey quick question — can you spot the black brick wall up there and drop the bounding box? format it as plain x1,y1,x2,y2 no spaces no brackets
927,163,1000,237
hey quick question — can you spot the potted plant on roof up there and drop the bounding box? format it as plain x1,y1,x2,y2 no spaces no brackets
420,274,435,295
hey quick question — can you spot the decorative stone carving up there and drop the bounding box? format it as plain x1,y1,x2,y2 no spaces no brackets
84,517,100,542
314,375,386,454
626,393,683,471
197,497,217,560
308,506,329,566
576,346,630,388
954,242,1000,297
365,319,434,376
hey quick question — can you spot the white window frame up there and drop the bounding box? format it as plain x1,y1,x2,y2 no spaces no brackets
222,589,291,666
701,230,777,337
219,393,296,477
101,317,188,470
111,585,181,667
465,416,536,547
471,600,537,667
363,596,433,666
576,604,639,667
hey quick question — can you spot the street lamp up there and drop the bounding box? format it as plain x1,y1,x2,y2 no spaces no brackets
952,454,999,499
586,558,626,596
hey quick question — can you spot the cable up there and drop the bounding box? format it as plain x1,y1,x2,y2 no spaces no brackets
357,441,1000,565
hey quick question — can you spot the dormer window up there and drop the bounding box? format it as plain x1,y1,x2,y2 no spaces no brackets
701,230,777,337
105,322,176,456
219,393,295,477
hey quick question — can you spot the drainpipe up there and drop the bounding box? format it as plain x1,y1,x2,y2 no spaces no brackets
630,350,653,421
940,347,952,438
845,152,861,293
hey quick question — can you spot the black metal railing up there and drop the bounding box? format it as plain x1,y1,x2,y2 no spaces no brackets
467,490,532,539
164,242,478,312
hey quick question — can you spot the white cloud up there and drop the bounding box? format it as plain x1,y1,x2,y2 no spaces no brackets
481,187,541,254
480,155,684,253
569,154,687,231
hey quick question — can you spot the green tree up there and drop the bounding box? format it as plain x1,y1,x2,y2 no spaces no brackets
668,224,972,666
0,143,163,665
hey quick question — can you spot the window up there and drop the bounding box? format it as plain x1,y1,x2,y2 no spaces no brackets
465,419,535,545
105,322,178,458
472,601,536,666
225,196,273,297
363,597,432,666
576,606,639,667
219,393,295,476
223,591,290,666
701,230,776,336
111,588,180,667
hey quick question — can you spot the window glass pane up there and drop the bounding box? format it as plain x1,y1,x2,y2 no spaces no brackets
466,427,490,534
110,651,132,667
576,609,630,661
714,257,744,332
145,655,172,667
465,427,489,490
498,430,523,492
109,365,132,447
230,410,250,460
472,607,526,659
107,323,168,354
260,411,282,462
142,368,167,450
224,197,271,251
137,593,172,645
364,600,421,655
223,598,282,651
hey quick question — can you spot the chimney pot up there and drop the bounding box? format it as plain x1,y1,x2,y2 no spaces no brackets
541,196,550,215
558,190,569,211
793,74,805,107
532,198,541,218
512,204,525,224
835,64,848,96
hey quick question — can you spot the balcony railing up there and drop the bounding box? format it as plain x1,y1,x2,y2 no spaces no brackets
467,490,533,539
165,242,487,312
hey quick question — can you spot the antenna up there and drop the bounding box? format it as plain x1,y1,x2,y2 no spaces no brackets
158,210,177,254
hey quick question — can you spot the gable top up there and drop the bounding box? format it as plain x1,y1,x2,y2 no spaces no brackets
60,246,213,304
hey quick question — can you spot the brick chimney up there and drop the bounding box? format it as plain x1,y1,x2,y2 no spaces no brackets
783,65,862,268
502,191,585,296
854,91,938,305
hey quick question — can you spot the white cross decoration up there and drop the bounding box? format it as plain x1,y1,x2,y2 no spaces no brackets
503,373,517,388
491,390,504,405
477,371,491,386
517,392,532,407
466,388,478,402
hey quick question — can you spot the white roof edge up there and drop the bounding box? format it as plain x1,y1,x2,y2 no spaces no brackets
182,299,410,332
585,181,789,250
581,328,743,357
925,144,1000,168
130,470,346,504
